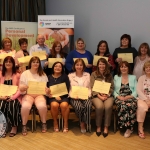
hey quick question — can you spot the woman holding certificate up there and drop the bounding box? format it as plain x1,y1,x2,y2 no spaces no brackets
47,62,70,132
44,41,68,76
66,38,93,74
93,40,115,73
0,56,21,137
91,58,114,137
68,58,92,133
114,61,137,138
113,34,138,74
19,56,49,136
15,38,29,72
136,61,150,139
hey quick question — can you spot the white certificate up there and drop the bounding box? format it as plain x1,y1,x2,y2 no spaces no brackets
92,80,111,94
71,86,88,100
50,83,68,97
0,52,13,64
27,81,46,95
93,55,108,66
118,53,133,63
48,58,63,68
18,56,32,66
0,84,18,96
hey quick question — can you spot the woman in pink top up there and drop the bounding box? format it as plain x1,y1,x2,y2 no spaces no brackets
137,61,150,139
0,56,21,137
68,58,92,133
19,56,49,136
133,43,150,79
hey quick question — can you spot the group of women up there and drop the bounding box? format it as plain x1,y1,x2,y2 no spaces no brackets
0,34,150,140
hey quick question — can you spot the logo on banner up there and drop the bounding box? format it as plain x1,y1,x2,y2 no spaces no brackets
39,22,44,27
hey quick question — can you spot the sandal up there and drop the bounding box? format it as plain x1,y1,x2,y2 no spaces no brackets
54,128,59,132
9,133,16,137
63,128,68,133
42,123,47,133
138,131,145,139
22,125,27,136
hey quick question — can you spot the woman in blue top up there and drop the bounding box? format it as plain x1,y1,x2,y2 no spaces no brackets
65,38,93,74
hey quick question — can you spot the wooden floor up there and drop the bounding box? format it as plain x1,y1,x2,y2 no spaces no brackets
1,114,150,150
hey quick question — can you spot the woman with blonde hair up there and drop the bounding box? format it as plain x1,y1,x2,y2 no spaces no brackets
137,61,150,139
66,38,93,74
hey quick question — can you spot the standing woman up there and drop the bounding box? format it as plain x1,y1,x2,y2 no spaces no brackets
91,58,114,137
44,41,68,76
47,62,70,132
0,56,21,137
66,38,93,74
136,61,150,139
114,61,137,138
68,58,92,133
19,56,49,136
15,38,29,73
113,34,138,74
93,40,115,73
133,43,150,79
0,38,16,70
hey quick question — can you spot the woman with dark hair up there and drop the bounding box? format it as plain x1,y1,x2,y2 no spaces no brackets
114,61,137,138
44,41,68,76
133,43,150,79
91,58,114,137
93,40,115,73
113,34,138,74
15,38,29,73
0,56,21,137
46,62,70,132
66,38,93,74
68,58,92,133
19,56,49,136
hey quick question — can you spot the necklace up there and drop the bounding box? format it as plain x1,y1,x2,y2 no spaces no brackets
54,77,57,82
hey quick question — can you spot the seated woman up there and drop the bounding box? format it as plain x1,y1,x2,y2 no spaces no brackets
47,62,70,132
133,43,150,79
44,41,68,76
68,58,92,133
0,56,21,137
91,58,114,137
93,40,115,74
137,61,150,139
15,38,29,73
19,56,49,136
114,61,137,138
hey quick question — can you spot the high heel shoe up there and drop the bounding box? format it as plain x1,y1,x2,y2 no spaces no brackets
96,131,101,137
103,132,108,138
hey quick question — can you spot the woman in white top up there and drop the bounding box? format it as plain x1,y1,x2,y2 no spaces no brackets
19,56,49,136
133,43,150,79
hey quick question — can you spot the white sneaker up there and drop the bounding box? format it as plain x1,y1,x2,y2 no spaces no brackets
124,129,133,138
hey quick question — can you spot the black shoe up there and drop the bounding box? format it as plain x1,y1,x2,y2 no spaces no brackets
9,132,16,137
96,131,101,137
103,132,108,138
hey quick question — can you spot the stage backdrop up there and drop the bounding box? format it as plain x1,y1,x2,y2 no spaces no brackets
38,15,74,53
1,21,38,51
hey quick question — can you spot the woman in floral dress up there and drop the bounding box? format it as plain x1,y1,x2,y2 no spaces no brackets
113,61,137,138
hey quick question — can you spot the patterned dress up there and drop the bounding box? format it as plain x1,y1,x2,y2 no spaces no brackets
115,83,137,130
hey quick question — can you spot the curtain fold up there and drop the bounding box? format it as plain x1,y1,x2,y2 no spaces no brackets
0,0,46,48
